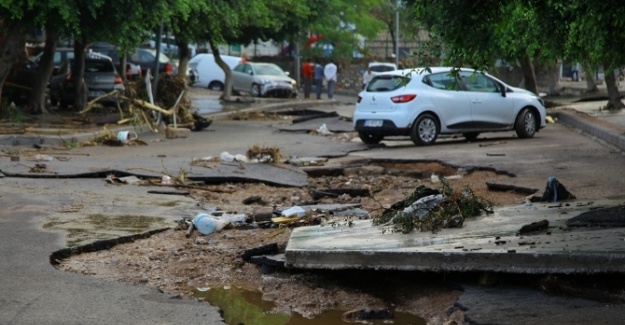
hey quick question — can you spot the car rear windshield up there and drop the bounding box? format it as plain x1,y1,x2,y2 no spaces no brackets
369,65,396,73
71,59,115,73
365,75,409,92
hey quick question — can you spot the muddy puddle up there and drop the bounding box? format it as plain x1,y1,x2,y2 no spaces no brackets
43,214,168,247
195,286,426,325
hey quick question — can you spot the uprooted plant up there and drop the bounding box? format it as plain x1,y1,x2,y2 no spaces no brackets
373,178,493,233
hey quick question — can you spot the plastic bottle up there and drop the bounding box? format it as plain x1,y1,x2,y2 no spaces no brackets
193,213,219,234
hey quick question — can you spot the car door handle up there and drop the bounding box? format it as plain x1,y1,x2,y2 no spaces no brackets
472,100,481,104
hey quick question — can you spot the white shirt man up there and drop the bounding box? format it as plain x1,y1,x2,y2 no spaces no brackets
323,60,337,99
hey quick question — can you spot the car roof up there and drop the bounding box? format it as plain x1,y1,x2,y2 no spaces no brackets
379,67,478,77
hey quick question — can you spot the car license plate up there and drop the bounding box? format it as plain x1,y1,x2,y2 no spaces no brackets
364,119,383,127
88,91,105,98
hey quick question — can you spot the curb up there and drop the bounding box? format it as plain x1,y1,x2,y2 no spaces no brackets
551,109,625,152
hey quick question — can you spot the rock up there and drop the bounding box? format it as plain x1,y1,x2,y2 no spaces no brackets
165,126,191,139
253,207,274,222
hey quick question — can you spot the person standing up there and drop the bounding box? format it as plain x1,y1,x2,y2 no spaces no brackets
313,60,324,99
362,66,374,89
301,58,313,99
324,59,337,100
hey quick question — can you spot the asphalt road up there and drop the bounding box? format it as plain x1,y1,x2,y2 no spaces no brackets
2,90,625,324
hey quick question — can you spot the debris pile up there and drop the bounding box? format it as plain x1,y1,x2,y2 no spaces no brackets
373,179,493,233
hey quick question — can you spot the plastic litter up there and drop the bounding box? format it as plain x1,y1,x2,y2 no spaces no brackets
33,154,53,161
161,175,173,185
402,194,444,219
220,151,235,162
316,123,333,136
281,206,306,218
193,213,230,235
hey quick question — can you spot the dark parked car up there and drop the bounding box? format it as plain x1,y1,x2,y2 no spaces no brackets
49,53,125,109
128,48,177,76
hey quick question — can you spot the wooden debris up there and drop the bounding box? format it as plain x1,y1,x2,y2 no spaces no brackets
486,182,539,195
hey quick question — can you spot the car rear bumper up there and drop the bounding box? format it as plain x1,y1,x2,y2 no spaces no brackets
261,83,296,97
354,119,409,135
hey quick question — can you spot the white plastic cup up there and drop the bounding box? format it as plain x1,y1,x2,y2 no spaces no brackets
117,131,130,142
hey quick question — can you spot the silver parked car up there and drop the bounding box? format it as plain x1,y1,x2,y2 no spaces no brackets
231,62,297,98
353,67,547,145
49,53,125,109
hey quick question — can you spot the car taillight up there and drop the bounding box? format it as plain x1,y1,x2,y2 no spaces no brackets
390,94,417,103
164,63,172,73
114,74,123,84
357,95,362,103
66,74,73,82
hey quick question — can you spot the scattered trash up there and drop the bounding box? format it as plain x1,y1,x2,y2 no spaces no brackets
281,206,306,218
246,145,282,163
546,116,555,124
316,123,333,136
431,174,440,184
119,176,141,184
271,216,299,224
219,152,248,162
192,213,228,235
375,182,493,233
33,154,53,161
401,194,445,219
117,130,137,142
161,175,173,185
539,176,576,202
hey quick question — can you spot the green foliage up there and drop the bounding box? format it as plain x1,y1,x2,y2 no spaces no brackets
375,179,493,234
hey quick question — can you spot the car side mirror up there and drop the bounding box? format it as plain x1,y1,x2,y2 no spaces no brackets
285,71,290,76
248,71,253,75
500,84,507,97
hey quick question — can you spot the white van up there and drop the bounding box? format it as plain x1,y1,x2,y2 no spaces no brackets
188,54,243,90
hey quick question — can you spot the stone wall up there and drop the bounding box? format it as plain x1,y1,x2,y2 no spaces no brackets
263,56,561,95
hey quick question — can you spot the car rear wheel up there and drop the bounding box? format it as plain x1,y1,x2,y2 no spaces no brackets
515,108,536,138
358,131,384,144
463,132,480,141
251,84,261,97
411,113,439,146
208,81,224,91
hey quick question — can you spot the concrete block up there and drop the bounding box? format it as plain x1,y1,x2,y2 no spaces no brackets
165,127,191,139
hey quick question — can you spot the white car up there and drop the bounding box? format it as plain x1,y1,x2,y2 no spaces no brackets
353,67,547,145
188,53,243,90
231,62,297,98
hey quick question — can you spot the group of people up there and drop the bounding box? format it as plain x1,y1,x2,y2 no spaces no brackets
301,59,337,100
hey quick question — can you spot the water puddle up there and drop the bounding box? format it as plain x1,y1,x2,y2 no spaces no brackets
43,214,168,247
195,287,426,325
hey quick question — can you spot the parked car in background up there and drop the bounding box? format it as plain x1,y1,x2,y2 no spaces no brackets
128,48,177,76
353,67,546,146
188,53,244,90
31,47,74,75
49,53,125,109
368,62,397,74
231,62,297,98
86,43,142,80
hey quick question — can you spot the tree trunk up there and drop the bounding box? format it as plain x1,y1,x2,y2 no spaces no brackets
519,53,539,95
176,40,190,80
387,21,396,60
603,64,624,110
29,30,59,115
72,39,87,111
583,63,598,93
0,21,23,101
209,40,232,101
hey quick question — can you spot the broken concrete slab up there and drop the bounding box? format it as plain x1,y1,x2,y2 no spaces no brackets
276,116,354,134
0,157,309,187
285,197,625,274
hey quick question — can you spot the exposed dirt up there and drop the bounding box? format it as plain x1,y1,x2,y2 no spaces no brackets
58,160,530,324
